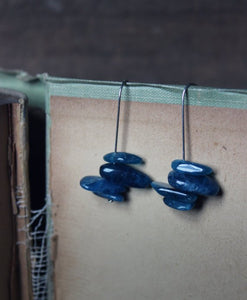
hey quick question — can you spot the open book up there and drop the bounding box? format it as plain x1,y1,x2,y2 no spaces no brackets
1,72,247,300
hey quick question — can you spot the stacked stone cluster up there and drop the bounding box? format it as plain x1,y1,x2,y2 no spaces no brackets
152,159,220,210
80,152,151,202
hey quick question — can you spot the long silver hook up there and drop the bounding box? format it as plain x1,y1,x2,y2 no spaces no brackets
181,83,196,160
114,80,128,152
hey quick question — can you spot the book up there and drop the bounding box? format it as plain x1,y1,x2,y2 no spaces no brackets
0,89,32,300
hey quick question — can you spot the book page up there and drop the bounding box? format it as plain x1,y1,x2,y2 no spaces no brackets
50,96,247,300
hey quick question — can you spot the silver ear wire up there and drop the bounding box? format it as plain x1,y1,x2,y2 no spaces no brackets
114,80,128,153
181,83,196,160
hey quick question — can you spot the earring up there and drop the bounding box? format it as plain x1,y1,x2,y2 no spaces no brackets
151,84,220,210
80,81,151,202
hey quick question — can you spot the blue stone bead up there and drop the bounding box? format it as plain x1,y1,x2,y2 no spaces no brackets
151,181,197,203
80,176,126,194
168,171,220,196
100,163,151,188
103,152,143,164
93,192,124,202
163,197,196,211
171,159,213,175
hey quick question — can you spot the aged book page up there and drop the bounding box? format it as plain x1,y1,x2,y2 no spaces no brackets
50,96,247,300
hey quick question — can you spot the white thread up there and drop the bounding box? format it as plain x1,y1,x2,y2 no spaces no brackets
16,195,50,300
15,183,54,299
30,204,50,300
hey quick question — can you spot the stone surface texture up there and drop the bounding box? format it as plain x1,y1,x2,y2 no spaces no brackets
171,160,213,175
168,171,220,196
151,181,197,203
103,152,143,164
100,163,151,188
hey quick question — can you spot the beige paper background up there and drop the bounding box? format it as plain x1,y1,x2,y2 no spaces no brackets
50,96,247,300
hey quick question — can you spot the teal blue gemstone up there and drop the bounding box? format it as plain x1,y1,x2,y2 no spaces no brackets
80,176,126,194
103,152,143,164
172,160,213,175
100,163,151,188
151,181,197,203
163,197,196,211
168,171,220,196
93,192,124,202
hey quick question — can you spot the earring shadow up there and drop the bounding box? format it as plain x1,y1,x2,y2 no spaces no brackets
185,94,192,161
176,183,224,219
121,87,131,152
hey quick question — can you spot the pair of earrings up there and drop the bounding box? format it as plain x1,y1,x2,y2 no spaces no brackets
80,82,220,210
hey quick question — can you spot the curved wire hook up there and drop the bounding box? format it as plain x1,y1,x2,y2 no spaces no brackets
181,83,197,160
114,80,128,152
